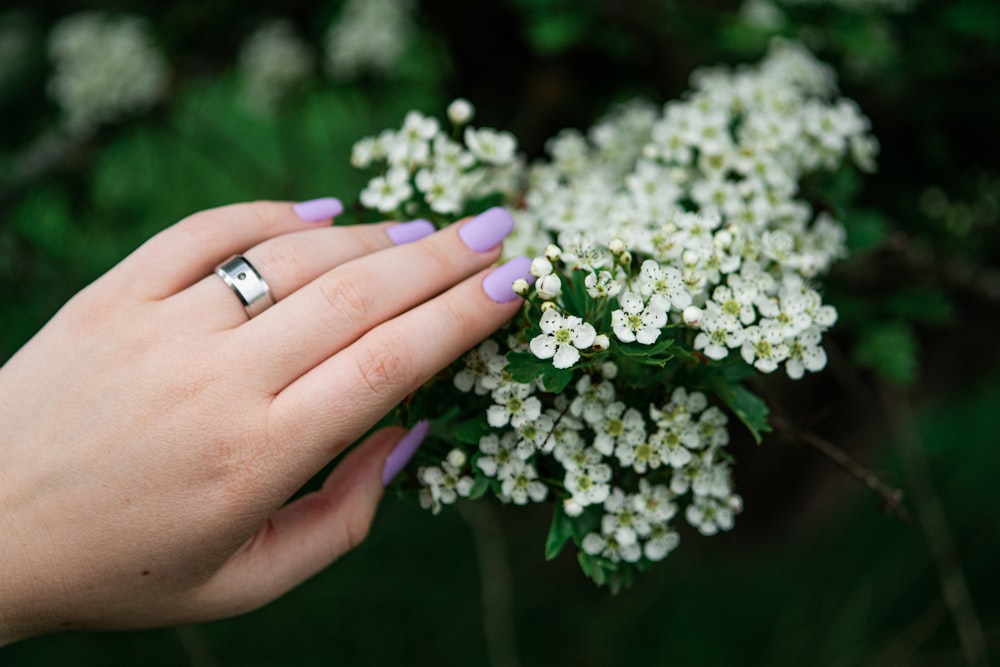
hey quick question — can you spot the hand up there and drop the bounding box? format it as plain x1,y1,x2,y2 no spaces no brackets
0,199,532,644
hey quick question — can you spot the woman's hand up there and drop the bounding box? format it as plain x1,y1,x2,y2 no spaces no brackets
0,199,532,644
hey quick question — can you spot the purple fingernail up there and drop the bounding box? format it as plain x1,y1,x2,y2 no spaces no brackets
293,197,344,222
458,207,515,252
387,219,435,245
381,420,430,486
482,256,534,304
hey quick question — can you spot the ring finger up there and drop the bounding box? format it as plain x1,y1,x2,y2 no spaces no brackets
171,219,436,328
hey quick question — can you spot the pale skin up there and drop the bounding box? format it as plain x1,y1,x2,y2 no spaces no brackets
0,201,521,645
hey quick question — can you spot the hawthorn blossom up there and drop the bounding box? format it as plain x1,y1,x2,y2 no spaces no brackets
529,309,596,369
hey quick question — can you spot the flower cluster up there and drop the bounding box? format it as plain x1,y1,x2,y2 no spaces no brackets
324,0,416,80
352,109,521,217
238,20,313,113
353,41,876,586
47,12,168,134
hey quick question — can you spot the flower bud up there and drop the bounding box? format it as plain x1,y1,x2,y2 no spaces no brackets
512,278,530,296
682,305,703,327
601,361,619,379
540,301,558,312
446,448,467,468
682,250,699,266
544,244,562,262
563,498,584,517
714,229,733,248
608,238,627,255
530,257,553,277
536,274,562,300
592,334,610,350
618,251,632,267
447,98,474,125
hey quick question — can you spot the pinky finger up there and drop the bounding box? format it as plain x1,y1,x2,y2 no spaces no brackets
191,424,427,618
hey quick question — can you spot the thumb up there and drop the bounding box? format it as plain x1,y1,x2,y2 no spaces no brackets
195,421,429,618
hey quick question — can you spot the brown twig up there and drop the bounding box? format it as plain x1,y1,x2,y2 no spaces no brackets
880,386,989,667
770,414,913,522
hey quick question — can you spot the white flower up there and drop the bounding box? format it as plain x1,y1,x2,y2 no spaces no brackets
477,432,530,478
643,524,681,561
633,480,678,523
569,375,615,423
740,324,790,373
612,292,666,345
685,494,743,536
388,111,439,166
464,126,517,165
453,339,504,394
415,167,464,214
529,310,596,369
418,459,474,514
499,459,548,505
585,270,624,299
580,531,642,563
638,260,692,311
564,459,612,508
447,98,475,125
360,165,413,212
601,488,650,546
592,402,646,457
487,383,542,428
784,328,828,379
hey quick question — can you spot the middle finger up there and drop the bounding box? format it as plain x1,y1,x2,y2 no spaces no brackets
233,207,516,393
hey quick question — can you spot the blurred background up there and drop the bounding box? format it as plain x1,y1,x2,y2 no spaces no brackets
1,0,998,665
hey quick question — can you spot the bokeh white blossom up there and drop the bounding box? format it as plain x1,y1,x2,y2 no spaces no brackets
47,12,168,134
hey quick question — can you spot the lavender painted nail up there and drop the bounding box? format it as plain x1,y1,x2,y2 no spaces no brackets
381,420,430,486
482,256,534,304
293,197,344,222
387,219,435,245
458,207,515,252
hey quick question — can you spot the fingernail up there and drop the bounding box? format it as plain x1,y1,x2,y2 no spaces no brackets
458,207,515,252
482,256,534,304
381,420,430,486
387,219,435,245
293,197,344,222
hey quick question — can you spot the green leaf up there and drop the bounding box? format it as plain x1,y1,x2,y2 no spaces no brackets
468,475,490,500
617,337,675,366
544,503,574,560
505,351,548,384
560,269,592,319
577,552,608,586
453,419,489,445
711,378,772,444
542,366,574,393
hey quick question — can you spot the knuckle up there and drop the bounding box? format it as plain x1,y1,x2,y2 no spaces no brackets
317,270,370,324
442,296,479,341
350,336,414,401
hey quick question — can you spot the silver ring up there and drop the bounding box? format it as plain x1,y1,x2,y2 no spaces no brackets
215,256,275,318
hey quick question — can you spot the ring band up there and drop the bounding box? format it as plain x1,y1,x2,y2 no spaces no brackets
215,256,275,318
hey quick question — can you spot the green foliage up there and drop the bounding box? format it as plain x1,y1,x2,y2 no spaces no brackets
709,374,772,444
853,321,919,387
